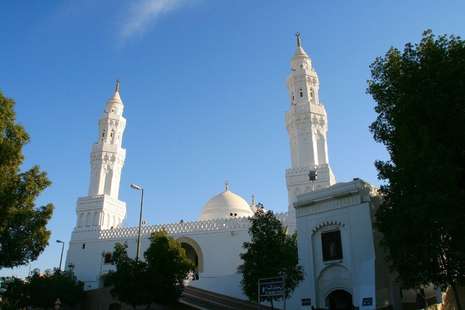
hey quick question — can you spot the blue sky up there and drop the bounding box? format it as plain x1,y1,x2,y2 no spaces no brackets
1,0,464,276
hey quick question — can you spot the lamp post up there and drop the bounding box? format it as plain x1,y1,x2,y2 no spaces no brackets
130,183,144,262
56,240,65,271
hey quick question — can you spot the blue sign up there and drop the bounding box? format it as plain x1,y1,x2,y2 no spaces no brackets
258,276,284,299
362,297,373,306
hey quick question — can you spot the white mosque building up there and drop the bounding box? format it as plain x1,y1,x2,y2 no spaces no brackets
65,34,439,310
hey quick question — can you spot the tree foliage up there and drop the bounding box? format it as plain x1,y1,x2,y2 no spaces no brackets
105,231,194,309
0,90,53,268
238,209,303,303
368,30,465,308
0,276,29,310
144,231,194,304
28,269,84,308
0,269,84,309
104,243,152,309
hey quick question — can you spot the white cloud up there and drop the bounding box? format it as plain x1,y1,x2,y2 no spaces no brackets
121,0,188,39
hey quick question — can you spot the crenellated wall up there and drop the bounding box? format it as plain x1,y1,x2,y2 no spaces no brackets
72,212,289,240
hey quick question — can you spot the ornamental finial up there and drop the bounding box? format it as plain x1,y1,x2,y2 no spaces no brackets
251,194,256,206
224,180,229,191
115,80,120,93
296,32,302,47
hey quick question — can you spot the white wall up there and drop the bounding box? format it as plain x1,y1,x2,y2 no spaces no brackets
66,217,260,297
290,180,378,310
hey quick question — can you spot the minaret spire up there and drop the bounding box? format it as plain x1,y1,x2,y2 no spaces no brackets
74,83,128,231
293,32,309,58
296,32,302,47
285,33,335,231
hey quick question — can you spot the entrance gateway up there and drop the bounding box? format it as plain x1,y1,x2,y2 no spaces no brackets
326,290,353,310
181,242,199,270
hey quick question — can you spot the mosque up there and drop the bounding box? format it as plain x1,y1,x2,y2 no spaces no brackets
65,34,440,309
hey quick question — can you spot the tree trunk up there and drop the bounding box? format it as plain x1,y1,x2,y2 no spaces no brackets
451,283,462,310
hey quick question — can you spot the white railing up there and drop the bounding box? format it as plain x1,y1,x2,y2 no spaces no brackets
97,212,288,240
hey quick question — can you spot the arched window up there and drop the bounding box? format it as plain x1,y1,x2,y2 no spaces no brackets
299,89,304,97
85,213,91,226
78,213,84,227
321,230,343,261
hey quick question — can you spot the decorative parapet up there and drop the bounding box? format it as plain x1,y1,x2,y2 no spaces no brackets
293,179,378,217
286,164,331,177
95,212,289,240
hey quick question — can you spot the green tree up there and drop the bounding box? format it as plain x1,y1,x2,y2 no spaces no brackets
104,243,152,309
238,209,303,307
0,276,29,310
0,269,84,309
105,232,194,308
28,269,84,308
0,90,53,268
144,231,194,305
368,30,465,310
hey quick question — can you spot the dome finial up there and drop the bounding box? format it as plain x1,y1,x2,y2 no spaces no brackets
115,80,120,94
224,180,229,191
296,32,302,47
251,194,256,206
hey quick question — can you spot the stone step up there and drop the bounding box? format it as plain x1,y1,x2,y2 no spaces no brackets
180,286,273,310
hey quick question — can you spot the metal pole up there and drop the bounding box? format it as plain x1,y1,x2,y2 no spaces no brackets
56,240,65,271
59,242,64,271
258,279,261,310
135,188,144,262
283,273,287,310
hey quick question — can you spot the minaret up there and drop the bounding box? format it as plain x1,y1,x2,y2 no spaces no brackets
285,33,336,229
74,81,127,230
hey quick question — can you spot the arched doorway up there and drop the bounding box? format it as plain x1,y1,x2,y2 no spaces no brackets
181,243,199,270
326,290,353,310
176,237,203,273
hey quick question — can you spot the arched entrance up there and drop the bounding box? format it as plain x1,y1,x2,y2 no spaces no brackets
326,290,353,310
176,236,204,273
181,243,199,270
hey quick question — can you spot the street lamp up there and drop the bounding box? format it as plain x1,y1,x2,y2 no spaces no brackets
56,240,65,271
130,183,144,262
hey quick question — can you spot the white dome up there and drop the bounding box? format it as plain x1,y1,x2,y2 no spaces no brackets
199,189,254,221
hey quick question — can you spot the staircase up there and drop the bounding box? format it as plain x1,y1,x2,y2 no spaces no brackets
180,286,272,310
